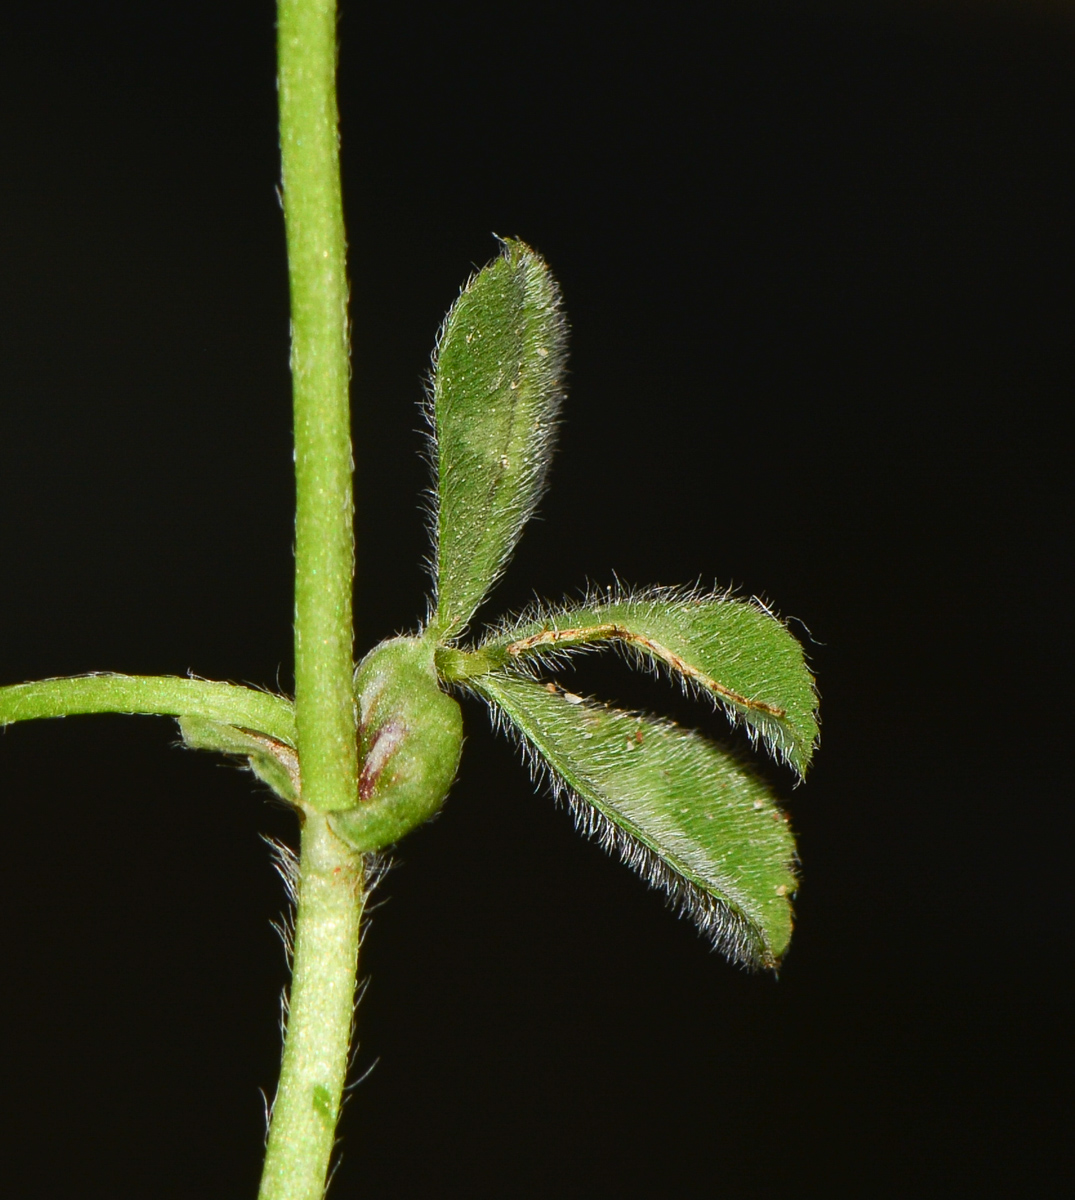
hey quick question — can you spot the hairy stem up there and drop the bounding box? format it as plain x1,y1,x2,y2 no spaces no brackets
265,1,363,1195
281,0,358,816
259,814,366,1200
0,675,296,744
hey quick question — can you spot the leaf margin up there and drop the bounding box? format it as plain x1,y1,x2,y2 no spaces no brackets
460,582,819,778
469,669,799,968
425,237,569,640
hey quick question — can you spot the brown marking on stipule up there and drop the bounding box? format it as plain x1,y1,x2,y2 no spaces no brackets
234,729,301,798
359,720,406,802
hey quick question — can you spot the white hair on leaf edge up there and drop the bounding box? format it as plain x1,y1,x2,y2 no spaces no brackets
422,242,569,636
481,692,770,970
476,579,818,778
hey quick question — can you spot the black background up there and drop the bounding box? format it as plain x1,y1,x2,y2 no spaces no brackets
0,2,1070,1196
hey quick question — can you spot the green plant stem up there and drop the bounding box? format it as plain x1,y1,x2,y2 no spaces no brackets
258,813,366,1200
266,1,363,1195
0,675,296,744
279,0,358,816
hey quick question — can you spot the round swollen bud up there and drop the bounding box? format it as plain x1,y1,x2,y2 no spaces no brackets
329,636,463,853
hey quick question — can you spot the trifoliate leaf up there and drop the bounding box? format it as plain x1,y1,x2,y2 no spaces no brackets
474,671,798,968
429,239,567,639
475,586,818,778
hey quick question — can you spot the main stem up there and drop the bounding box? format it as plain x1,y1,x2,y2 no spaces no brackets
280,0,357,811
261,2,362,1197
259,815,364,1200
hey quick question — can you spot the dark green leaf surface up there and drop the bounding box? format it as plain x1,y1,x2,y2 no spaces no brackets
429,240,567,638
480,587,818,777
475,671,797,967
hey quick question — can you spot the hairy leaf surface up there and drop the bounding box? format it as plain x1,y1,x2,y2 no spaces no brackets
475,671,797,967
478,588,818,777
430,240,567,638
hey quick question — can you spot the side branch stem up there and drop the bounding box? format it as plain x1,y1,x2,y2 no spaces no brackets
0,675,296,744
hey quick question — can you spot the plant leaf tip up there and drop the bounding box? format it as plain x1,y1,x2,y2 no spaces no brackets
475,674,797,970
426,237,569,640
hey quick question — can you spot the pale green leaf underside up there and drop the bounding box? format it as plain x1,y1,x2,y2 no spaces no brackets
431,239,567,638
479,588,818,778
179,716,300,804
475,671,797,967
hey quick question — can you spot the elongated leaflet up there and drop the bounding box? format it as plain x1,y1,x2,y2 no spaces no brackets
474,586,818,778
474,671,798,967
429,239,568,639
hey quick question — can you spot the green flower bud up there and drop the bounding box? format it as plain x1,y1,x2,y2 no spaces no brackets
329,636,463,853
